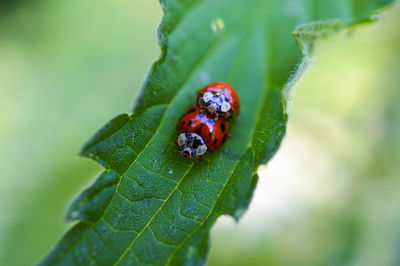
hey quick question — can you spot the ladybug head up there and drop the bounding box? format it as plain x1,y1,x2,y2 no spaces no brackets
202,92,231,114
181,146,195,158
177,133,207,158
206,101,221,114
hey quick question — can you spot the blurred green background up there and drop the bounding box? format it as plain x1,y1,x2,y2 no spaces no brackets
0,1,399,265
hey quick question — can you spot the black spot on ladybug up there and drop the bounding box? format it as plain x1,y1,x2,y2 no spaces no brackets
213,138,218,143
220,123,225,133
181,121,185,126
188,120,192,126
223,134,227,143
208,118,215,124
199,112,206,118
188,108,196,113
209,131,212,137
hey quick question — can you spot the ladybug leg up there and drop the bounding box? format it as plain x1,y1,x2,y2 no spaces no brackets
174,140,182,156
190,157,199,163
199,105,208,113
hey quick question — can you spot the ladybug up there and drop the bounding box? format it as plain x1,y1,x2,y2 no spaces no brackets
176,105,229,158
197,82,240,118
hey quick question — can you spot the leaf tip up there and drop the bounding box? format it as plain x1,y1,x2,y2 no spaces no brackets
66,170,120,223
79,113,131,158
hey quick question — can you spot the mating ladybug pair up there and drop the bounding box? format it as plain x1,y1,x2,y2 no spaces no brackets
176,82,240,160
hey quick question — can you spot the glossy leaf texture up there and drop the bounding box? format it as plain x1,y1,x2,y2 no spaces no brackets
41,0,394,265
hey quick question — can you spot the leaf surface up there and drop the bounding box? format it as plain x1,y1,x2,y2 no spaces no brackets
41,0,394,265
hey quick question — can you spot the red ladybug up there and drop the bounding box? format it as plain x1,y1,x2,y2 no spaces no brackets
197,82,240,118
177,105,229,156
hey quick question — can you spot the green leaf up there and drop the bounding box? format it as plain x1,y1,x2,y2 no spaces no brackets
41,0,394,265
